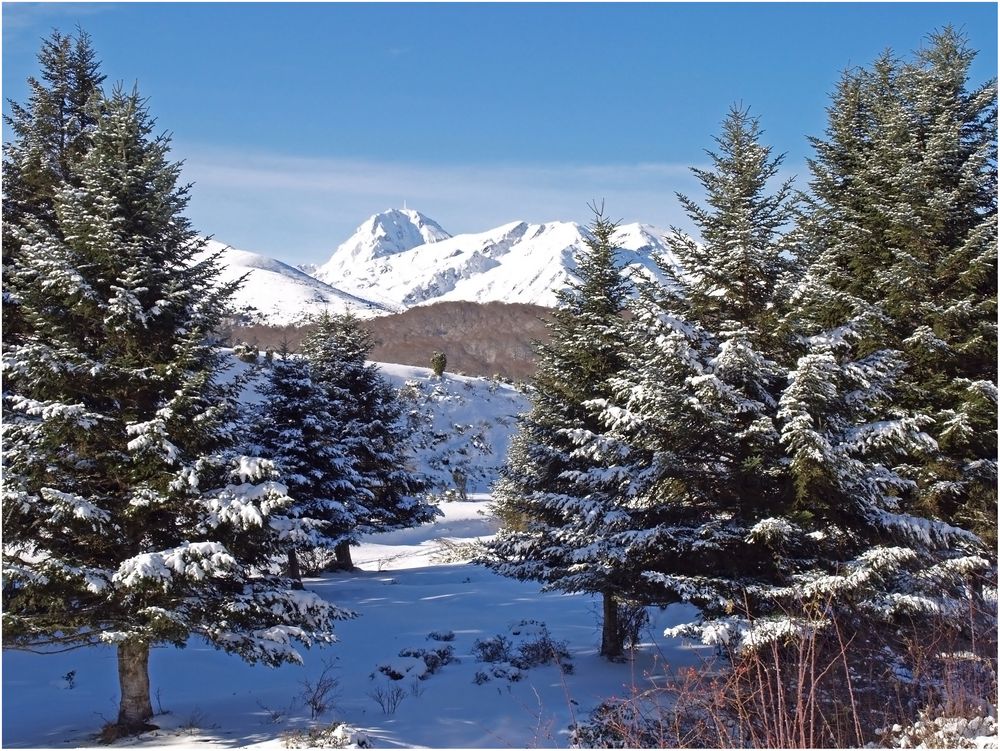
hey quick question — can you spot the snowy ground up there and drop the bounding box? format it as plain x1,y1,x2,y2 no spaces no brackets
2,496,713,749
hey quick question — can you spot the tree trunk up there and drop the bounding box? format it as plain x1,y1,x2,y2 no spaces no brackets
600,590,624,660
116,640,154,730
287,549,303,589
334,540,354,570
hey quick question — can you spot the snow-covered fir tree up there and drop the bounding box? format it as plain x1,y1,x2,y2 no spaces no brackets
2,84,352,734
572,110,799,626
668,105,798,341
800,28,997,544
2,29,104,345
660,106,797,524
482,207,637,659
300,312,435,569
248,349,360,587
569,105,992,652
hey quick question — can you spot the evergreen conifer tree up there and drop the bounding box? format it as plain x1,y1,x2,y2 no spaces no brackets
483,206,635,659
800,28,997,542
430,351,447,377
248,349,360,587
3,29,105,344
2,83,351,734
669,105,798,339
572,110,798,626
574,106,990,651
301,312,435,569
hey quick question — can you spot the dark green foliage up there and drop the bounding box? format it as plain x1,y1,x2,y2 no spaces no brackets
3,29,105,345
669,105,798,340
482,205,634,658
796,28,997,543
249,350,361,586
430,350,447,377
3,81,352,653
301,313,436,551
576,110,801,619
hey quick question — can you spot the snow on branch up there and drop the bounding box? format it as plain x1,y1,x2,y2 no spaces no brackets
874,511,983,549
113,542,238,589
39,488,111,528
5,395,103,429
126,418,181,463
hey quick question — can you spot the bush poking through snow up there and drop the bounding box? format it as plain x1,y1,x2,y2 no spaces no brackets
233,342,259,363
283,723,372,749
430,537,484,564
472,634,513,664
472,620,573,683
296,546,342,576
615,602,651,652
256,698,293,725
398,646,457,676
377,645,457,681
427,630,455,642
97,719,159,745
879,707,999,749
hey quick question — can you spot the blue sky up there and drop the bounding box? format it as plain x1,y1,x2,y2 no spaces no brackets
3,2,997,265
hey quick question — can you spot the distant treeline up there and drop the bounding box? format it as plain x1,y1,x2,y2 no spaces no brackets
225,301,554,380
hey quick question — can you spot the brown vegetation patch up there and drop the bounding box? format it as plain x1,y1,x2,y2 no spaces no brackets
225,301,553,380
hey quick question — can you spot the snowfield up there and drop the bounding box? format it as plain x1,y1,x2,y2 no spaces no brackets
2,495,710,749
0,362,710,748
4,364,996,750
194,240,391,325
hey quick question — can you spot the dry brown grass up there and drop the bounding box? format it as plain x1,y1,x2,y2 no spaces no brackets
571,596,997,748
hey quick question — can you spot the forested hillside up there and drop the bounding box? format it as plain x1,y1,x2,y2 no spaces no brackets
226,301,554,380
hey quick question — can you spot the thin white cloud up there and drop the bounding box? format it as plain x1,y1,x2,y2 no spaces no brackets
174,146,712,262
2,3,110,35
174,145,804,265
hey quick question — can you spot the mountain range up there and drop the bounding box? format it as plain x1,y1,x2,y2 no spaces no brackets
213,208,680,325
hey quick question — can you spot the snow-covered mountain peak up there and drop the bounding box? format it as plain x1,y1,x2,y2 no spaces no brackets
207,212,683,324
361,208,451,255
315,208,451,286
304,216,679,310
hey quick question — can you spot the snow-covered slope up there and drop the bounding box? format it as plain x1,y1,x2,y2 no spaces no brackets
309,211,680,310
231,352,528,493
196,240,390,325
314,208,451,293
378,362,529,493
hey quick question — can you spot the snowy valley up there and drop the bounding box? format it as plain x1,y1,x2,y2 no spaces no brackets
5,20,996,751
1,363,710,750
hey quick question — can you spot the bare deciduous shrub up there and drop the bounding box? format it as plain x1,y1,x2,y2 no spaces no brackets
473,634,513,664
406,645,457,674
296,546,340,576
368,681,407,715
430,537,483,564
299,659,339,719
255,698,293,725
